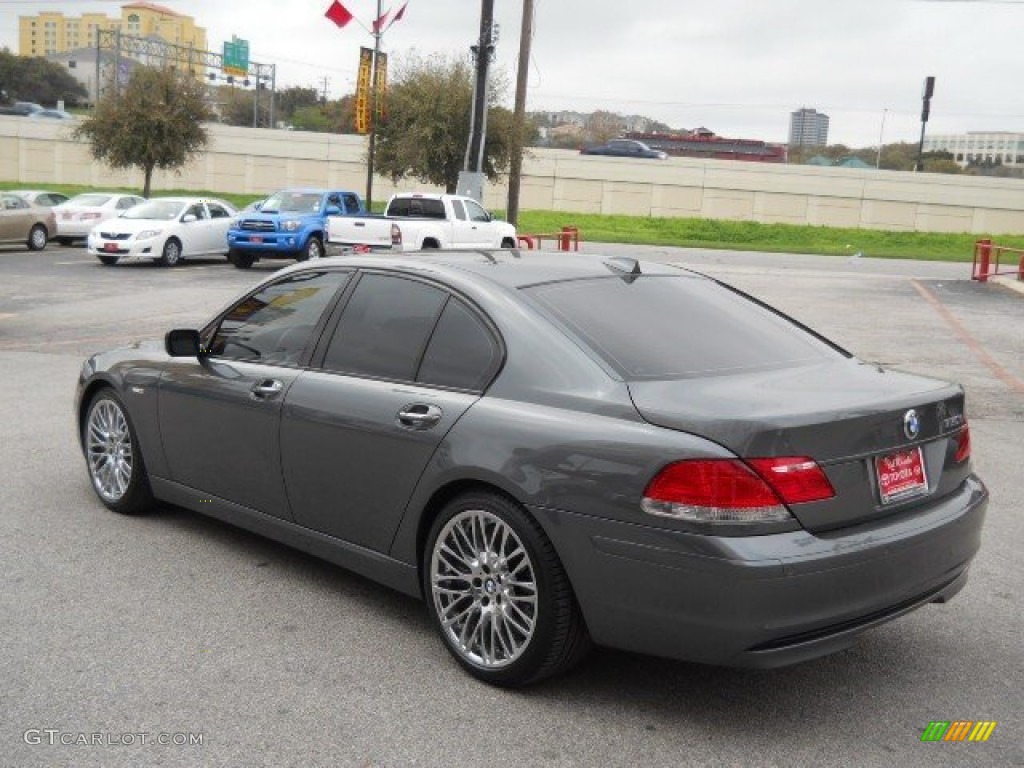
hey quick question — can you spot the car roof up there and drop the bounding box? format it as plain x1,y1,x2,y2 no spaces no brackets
277,250,697,290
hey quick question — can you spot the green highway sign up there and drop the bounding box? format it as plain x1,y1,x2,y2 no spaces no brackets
223,36,249,77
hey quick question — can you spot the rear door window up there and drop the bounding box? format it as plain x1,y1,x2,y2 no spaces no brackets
322,274,447,381
417,298,501,391
526,275,844,380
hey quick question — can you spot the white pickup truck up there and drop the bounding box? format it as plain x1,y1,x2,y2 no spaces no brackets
326,193,517,252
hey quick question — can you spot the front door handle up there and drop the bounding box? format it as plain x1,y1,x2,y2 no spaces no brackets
397,403,443,430
250,379,284,399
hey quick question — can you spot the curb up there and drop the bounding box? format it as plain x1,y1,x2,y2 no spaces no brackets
991,275,1024,296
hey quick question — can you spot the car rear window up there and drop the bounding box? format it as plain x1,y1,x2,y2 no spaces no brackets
525,275,843,380
387,197,446,219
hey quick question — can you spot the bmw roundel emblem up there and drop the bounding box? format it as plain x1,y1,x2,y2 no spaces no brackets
903,409,921,441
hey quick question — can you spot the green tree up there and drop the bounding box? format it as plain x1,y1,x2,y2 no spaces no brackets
276,86,322,122
0,48,88,106
373,52,520,193
74,66,211,198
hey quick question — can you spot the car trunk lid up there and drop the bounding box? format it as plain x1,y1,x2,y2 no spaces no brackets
628,359,970,532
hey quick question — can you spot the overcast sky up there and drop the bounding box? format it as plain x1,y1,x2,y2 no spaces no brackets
2,0,1023,146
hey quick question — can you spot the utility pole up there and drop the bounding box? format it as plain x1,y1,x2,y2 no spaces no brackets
506,0,534,226
366,0,383,209
915,76,935,172
465,0,494,174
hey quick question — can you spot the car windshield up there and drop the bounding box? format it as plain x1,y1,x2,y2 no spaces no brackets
260,192,322,214
121,200,186,220
525,275,843,380
67,194,112,207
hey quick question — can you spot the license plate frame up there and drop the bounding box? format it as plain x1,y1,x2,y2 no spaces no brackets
250,235,263,244
875,446,928,504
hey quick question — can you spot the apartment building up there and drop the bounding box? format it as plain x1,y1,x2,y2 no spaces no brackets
19,2,207,57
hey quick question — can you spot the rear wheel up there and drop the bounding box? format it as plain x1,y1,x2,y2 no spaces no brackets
83,389,153,515
97,255,118,266
423,491,589,687
501,237,516,249
27,224,48,251
298,236,323,262
159,238,182,267
228,249,255,269
421,239,440,250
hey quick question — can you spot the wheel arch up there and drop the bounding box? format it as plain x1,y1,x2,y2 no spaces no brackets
405,477,530,596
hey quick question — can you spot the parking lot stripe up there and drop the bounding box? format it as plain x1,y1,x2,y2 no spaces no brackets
912,279,1024,394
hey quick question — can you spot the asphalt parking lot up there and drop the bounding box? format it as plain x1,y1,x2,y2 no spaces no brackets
1,243,1021,768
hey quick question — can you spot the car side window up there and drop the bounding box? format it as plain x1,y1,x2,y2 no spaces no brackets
2,195,27,210
464,200,490,223
207,203,230,219
322,274,446,382
207,271,351,365
185,204,206,220
342,193,359,212
451,200,467,221
418,298,500,391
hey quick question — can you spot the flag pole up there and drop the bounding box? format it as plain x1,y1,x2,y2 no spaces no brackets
365,0,382,210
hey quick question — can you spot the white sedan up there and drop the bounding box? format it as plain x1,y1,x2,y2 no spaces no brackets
87,197,238,267
53,193,146,244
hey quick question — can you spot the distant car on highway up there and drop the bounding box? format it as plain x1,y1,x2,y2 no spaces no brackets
0,191,56,251
9,190,70,208
52,192,146,245
580,138,668,159
28,108,75,120
87,196,238,267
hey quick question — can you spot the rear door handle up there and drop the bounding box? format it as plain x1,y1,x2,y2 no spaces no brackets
397,403,443,430
250,379,284,399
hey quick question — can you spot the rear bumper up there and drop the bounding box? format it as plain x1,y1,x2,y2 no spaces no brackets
531,474,987,667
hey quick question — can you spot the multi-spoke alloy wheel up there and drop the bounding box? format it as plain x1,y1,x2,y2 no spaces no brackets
82,391,153,514
430,509,538,669
87,398,133,502
424,493,590,686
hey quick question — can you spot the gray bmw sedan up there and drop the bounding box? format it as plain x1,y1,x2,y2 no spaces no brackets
75,251,987,686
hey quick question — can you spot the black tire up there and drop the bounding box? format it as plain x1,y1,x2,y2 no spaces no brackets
98,255,118,266
501,237,516,249
56,237,74,246
421,239,439,250
298,236,323,262
228,249,255,269
423,491,590,687
158,238,182,267
27,224,48,251
82,389,154,515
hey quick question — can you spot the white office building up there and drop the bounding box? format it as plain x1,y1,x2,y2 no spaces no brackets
922,131,1024,168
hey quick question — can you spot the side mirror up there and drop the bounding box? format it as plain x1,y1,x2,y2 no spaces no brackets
165,329,203,357
325,205,341,216
182,213,198,223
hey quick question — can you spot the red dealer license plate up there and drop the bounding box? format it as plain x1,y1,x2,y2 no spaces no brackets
875,447,928,504
103,243,119,252
250,236,263,244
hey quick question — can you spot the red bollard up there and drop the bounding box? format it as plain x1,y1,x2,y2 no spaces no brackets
974,238,992,282
560,226,574,252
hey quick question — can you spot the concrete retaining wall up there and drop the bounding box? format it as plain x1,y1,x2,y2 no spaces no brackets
3,116,1023,234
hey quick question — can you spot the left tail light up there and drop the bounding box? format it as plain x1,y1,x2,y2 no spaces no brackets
954,423,971,463
642,457,834,525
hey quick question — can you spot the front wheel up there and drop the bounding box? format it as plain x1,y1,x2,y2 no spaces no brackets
98,255,118,266
83,389,154,515
27,224,48,251
158,238,182,267
298,236,323,262
424,491,589,687
228,249,255,269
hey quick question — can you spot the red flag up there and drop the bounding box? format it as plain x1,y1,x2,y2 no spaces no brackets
392,2,408,22
372,8,391,33
325,1,353,28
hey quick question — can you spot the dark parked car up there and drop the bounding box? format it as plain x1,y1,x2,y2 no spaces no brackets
0,192,55,250
0,101,44,116
580,138,668,159
75,252,987,686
